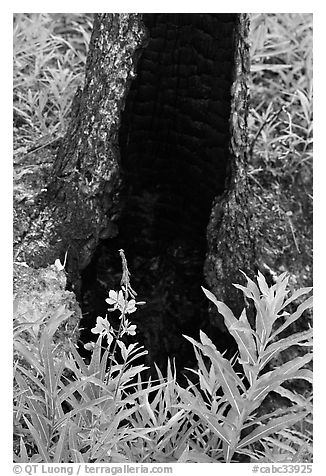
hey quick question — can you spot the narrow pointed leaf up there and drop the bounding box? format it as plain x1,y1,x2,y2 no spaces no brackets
261,328,313,368
200,291,257,367
69,423,85,463
89,335,103,378
23,416,51,462
257,270,270,296
54,393,114,430
202,345,243,415
250,353,312,411
238,411,309,449
281,287,313,311
53,423,68,462
229,318,257,365
19,437,29,463
197,411,231,445
238,307,257,363
238,271,261,302
288,368,313,383
68,342,90,376
201,287,238,329
14,340,44,374
39,333,57,418
271,296,313,340
65,353,97,401
15,372,50,444
46,305,72,340
273,275,290,313
273,386,312,410
15,364,47,395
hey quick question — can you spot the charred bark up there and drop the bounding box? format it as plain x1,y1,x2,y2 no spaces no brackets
14,14,147,284
14,13,256,372
204,14,256,330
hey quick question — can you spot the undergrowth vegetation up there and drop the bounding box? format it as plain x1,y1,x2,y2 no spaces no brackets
14,251,312,463
13,13,93,149
248,14,312,279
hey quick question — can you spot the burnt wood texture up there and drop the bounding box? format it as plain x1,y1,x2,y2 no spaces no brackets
14,14,255,371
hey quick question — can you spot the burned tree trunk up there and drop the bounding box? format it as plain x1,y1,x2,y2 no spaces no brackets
204,14,256,332
14,13,256,371
14,14,147,279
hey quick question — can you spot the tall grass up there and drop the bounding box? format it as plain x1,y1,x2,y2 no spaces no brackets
249,13,312,183
248,13,312,286
13,13,93,148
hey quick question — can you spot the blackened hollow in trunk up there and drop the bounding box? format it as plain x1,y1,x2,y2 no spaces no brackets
80,14,238,372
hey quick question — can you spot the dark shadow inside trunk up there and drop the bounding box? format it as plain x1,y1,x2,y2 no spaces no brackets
79,13,238,374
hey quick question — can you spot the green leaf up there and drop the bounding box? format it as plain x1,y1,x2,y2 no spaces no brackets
15,364,47,395
123,347,148,367
18,437,29,463
273,386,312,410
237,411,309,449
53,423,68,462
204,342,246,389
198,344,244,415
243,406,295,428
15,372,50,444
200,291,258,369
261,328,313,369
199,329,218,349
89,410,133,459
14,340,44,375
46,305,72,340
288,368,313,383
68,422,85,463
54,393,115,430
238,272,261,303
263,436,296,455
65,352,97,402
280,286,312,311
23,416,51,462
238,308,257,362
39,332,57,418
59,373,114,405
118,365,147,386
142,391,157,426
68,341,90,376
89,335,103,381
54,358,68,407
201,287,238,327
271,296,313,340
197,411,231,445
233,280,268,344
99,347,111,382
249,353,312,412
257,270,272,297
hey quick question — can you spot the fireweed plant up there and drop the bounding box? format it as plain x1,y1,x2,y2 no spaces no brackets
13,252,312,463
85,249,146,386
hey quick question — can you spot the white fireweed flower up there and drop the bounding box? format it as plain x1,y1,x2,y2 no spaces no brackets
106,290,145,315
125,299,137,314
122,319,137,336
106,290,125,311
91,316,113,345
